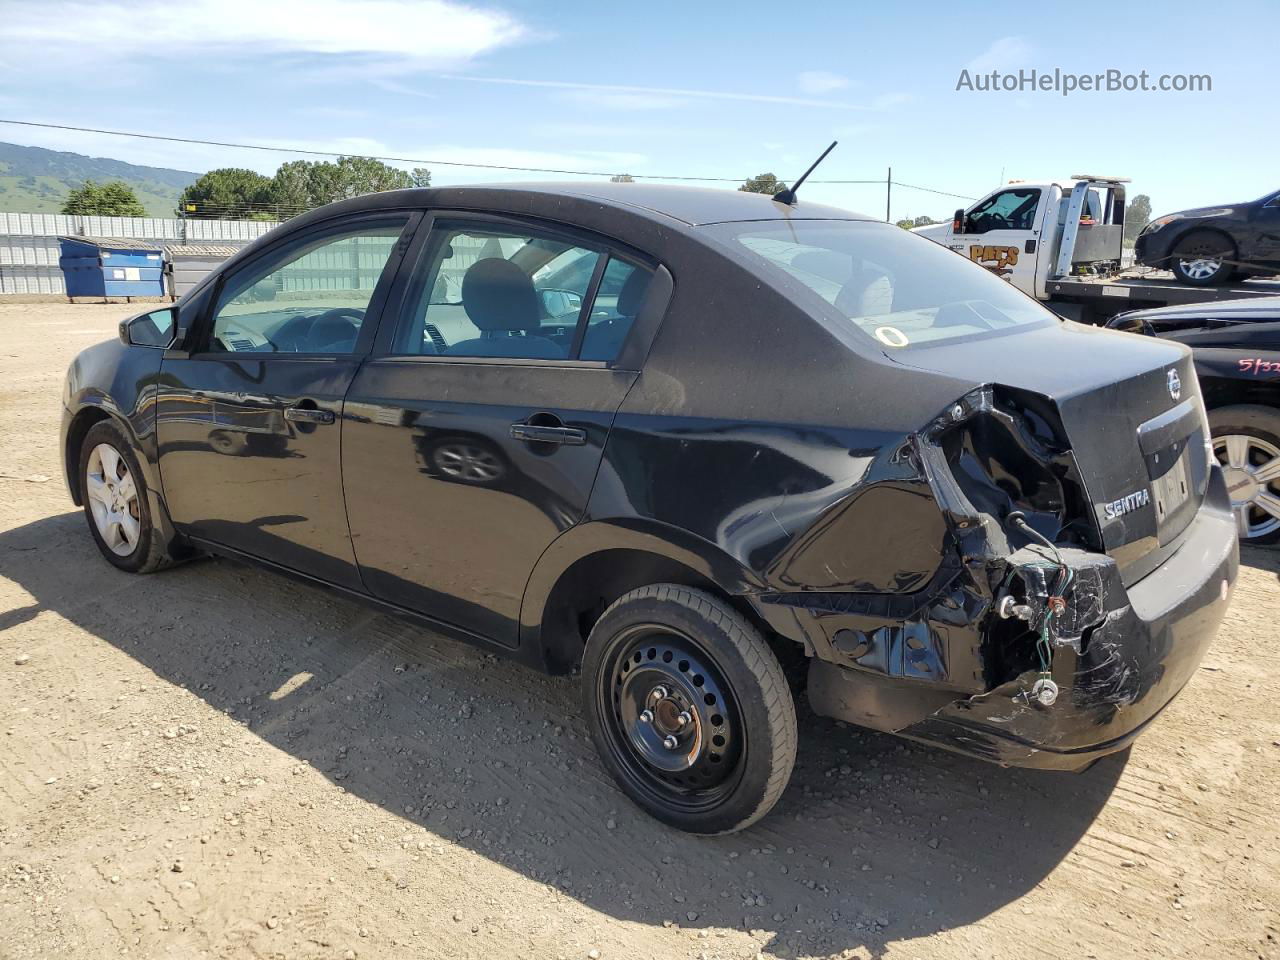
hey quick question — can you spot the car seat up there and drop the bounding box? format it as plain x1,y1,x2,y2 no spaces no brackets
445,258,562,359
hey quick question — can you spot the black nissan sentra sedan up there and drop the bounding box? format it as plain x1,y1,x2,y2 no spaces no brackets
61,183,1238,833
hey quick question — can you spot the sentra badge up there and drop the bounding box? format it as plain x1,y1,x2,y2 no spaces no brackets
1103,489,1151,520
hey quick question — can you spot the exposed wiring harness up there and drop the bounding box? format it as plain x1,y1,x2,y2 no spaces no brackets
1006,512,1072,704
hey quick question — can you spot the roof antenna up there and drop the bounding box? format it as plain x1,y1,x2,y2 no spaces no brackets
772,141,838,205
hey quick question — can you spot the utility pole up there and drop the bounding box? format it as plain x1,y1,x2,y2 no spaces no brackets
885,167,892,223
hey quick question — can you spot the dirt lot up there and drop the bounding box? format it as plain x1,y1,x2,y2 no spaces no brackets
2,302,1278,960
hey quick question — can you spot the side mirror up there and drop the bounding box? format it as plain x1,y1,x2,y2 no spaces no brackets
120,307,177,348
953,208,966,232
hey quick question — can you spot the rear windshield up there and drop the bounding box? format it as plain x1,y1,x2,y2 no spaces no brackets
708,219,1056,350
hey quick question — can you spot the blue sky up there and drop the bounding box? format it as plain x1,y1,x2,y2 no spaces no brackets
1,0,1276,219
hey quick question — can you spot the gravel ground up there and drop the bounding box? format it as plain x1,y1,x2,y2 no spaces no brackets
2,302,1278,960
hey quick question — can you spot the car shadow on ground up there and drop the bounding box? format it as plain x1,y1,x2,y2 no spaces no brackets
2,512,1128,959
1239,543,1280,582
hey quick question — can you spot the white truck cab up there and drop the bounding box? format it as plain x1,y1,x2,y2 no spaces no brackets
913,176,1127,300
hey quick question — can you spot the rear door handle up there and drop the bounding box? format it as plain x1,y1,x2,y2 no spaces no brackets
510,423,587,445
285,406,335,424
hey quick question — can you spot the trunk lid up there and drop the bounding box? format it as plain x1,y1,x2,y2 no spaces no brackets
892,322,1209,584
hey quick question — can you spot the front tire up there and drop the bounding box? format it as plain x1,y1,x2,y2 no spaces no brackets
78,420,179,573
1170,231,1236,286
1209,404,1280,545
582,584,797,834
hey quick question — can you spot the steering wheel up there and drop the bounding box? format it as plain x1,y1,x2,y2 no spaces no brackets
274,307,365,352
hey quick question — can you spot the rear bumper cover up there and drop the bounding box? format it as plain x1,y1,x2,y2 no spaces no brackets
782,469,1239,771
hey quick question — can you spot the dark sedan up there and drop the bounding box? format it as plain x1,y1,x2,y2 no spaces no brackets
62,183,1237,833
1135,189,1280,286
1108,296,1280,543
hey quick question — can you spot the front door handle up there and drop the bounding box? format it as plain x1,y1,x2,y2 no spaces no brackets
510,422,587,445
285,406,335,424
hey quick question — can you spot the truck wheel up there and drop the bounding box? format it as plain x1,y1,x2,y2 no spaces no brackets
582,584,797,834
78,420,181,573
1170,231,1236,286
1209,405,1280,544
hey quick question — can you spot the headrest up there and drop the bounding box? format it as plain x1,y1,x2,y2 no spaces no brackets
616,268,651,316
461,258,540,332
789,250,852,283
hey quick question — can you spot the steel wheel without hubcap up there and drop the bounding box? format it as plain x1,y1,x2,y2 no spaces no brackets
597,624,743,813
1214,433,1280,540
85,443,141,556
433,442,503,482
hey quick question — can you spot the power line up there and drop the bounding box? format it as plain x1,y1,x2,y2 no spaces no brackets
0,118,975,198
0,118,741,181
890,180,976,201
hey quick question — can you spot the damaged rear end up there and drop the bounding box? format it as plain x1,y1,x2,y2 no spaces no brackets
755,331,1238,770
716,218,1239,770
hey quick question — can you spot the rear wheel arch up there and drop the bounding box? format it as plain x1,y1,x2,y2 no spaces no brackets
522,525,775,674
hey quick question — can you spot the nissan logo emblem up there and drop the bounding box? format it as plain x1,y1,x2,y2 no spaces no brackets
1167,369,1182,402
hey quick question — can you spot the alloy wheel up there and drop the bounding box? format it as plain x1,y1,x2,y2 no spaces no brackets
85,443,141,556
1214,433,1280,540
1177,255,1224,281
433,442,503,482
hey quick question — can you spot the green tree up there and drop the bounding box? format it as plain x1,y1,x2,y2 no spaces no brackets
268,156,415,210
179,167,275,218
1124,193,1152,244
738,173,788,195
609,174,635,183
61,180,147,217
269,160,315,210
895,214,938,230
411,167,432,188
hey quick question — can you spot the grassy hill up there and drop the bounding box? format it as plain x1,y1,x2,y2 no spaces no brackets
0,141,199,217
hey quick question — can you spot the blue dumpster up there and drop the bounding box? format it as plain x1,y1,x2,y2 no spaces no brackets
58,236,166,299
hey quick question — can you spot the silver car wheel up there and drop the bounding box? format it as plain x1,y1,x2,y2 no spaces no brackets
1178,255,1223,280
433,442,503,483
1214,433,1280,540
85,442,141,556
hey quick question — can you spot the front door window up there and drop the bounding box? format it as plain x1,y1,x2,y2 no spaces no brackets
208,223,407,355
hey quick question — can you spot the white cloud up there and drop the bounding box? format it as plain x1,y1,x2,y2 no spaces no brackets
832,123,877,139
797,71,850,95
870,91,912,111
432,74,861,109
559,90,685,111
0,0,528,70
967,36,1034,72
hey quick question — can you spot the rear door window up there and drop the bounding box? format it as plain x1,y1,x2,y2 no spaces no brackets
395,221,653,363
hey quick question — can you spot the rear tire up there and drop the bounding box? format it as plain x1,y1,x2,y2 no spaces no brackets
78,419,181,573
1170,231,1236,286
1208,404,1280,545
582,584,797,834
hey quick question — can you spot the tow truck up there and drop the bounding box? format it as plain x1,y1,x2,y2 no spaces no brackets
913,176,1280,324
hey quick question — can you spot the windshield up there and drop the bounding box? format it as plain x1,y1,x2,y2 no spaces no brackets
709,219,1056,350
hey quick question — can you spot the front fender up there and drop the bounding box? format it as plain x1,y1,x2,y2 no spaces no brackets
62,340,170,532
